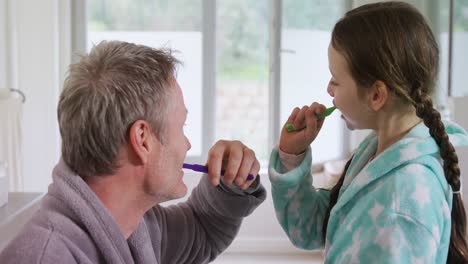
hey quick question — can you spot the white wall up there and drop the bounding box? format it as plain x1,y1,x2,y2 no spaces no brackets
451,97,468,131
450,96,468,219
0,0,7,92
7,0,62,191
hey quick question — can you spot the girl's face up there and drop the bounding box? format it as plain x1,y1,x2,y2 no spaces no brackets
327,44,374,130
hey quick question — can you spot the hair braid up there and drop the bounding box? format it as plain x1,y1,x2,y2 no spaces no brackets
410,88,461,190
410,87,468,263
324,2,468,261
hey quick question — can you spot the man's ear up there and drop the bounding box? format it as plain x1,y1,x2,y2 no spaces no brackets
128,120,158,164
367,80,388,111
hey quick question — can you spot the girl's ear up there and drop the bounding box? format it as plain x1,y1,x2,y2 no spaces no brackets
128,120,159,164
367,80,388,111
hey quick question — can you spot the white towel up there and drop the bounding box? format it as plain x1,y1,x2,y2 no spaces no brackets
0,91,23,191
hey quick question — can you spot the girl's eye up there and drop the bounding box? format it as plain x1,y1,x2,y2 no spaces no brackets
330,80,339,86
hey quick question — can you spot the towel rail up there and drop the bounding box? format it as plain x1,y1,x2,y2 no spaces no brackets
9,89,25,103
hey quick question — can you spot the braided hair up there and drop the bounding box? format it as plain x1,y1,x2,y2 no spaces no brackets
321,2,468,262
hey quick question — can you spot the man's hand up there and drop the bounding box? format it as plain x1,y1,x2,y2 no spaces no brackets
206,140,260,190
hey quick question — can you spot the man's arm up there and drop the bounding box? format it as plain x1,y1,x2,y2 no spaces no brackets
150,174,266,264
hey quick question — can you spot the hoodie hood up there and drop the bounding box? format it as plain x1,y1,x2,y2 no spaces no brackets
335,120,468,213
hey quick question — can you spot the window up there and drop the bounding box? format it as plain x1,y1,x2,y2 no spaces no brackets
280,0,348,163
215,1,270,160
83,0,354,166
441,0,468,97
408,0,468,111
87,0,205,159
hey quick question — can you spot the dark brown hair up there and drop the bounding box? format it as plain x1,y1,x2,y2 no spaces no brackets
322,2,468,262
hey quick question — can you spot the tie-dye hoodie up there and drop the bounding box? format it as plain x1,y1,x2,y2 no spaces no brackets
269,121,468,263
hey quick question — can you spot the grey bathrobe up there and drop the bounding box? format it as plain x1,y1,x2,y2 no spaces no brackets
0,160,266,263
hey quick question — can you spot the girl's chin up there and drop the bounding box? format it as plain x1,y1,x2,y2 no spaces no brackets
341,115,357,131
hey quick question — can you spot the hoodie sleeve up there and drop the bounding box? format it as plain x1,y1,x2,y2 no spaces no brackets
269,147,331,250
152,174,266,264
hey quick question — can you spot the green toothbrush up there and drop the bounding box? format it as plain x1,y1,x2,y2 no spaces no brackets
285,106,337,133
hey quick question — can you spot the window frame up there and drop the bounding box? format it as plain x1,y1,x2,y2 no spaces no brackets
72,0,216,164
272,0,354,162
72,0,365,168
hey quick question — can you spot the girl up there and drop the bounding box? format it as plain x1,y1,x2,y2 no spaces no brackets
269,2,468,263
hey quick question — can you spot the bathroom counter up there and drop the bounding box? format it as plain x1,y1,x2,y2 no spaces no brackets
0,192,43,251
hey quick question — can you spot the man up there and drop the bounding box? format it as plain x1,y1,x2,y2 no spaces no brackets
0,41,266,263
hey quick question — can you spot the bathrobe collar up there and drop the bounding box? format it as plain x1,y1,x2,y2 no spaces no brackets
332,121,468,216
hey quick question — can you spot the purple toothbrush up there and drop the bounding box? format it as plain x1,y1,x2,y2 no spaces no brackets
183,163,255,181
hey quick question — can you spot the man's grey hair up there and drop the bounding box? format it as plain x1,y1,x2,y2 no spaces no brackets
58,40,180,178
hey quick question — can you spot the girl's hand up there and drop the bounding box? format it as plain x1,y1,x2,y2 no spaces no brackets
279,102,327,155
